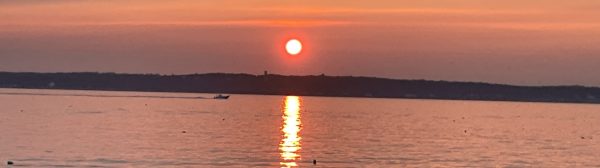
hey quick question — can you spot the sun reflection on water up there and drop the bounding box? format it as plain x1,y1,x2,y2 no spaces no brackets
280,96,302,168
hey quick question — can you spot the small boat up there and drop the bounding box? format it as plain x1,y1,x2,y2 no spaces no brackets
214,94,230,99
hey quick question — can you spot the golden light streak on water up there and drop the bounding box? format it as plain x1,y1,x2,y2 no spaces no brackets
279,96,302,168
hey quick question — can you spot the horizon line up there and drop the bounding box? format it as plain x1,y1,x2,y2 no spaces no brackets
0,70,595,89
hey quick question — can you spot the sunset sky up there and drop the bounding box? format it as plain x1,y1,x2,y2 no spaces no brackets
2,0,600,86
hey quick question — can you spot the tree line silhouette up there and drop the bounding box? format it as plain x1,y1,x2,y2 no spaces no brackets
1,72,599,103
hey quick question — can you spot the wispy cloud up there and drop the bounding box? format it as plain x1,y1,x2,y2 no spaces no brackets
2,1,600,31
0,20,355,28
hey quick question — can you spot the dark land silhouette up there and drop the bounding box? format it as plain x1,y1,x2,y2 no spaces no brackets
1,72,600,104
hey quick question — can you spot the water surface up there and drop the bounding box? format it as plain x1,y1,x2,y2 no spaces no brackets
1,88,600,167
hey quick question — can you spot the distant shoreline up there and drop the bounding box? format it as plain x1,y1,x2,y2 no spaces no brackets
1,87,599,106
1,71,600,104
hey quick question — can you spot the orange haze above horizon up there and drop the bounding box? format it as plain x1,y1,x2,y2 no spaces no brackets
2,0,600,86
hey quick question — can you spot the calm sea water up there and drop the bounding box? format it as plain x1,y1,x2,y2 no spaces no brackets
2,88,600,167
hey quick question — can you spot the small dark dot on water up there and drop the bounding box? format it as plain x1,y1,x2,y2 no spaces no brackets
222,118,225,121
462,117,465,119
182,131,186,133
313,160,317,165
581,136,585,139
464,130,467,133
7,161,13,165
452,120,455,122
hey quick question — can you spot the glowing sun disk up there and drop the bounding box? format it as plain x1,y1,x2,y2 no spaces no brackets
285,39,302,55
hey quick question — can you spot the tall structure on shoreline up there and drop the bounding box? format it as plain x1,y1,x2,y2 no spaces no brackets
263,70,269,81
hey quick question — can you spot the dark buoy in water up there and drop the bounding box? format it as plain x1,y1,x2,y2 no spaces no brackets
182,131,187,133
7,161,13,165
313,159,317,165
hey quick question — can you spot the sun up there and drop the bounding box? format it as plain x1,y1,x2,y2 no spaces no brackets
285,39,302,56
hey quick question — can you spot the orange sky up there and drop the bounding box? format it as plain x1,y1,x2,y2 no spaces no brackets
2,0,600,86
